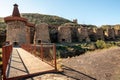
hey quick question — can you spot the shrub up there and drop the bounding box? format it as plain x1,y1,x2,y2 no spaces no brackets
87,43,96,51
115,41,120,46
95,40,106,49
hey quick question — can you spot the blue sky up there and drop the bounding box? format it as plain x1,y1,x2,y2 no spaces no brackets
0,0,120,26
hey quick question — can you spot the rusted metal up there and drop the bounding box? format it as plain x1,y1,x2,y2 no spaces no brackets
6,69,56,80
53,44,57,70
2,46,6,80
2,44,13,80
3,43,57,80
34,44,36,56
40,44,43,61
21,43,57,69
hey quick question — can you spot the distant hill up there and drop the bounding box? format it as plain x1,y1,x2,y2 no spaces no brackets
0,13,72,29
0,17,4,22
21,13,72,26
0,13,99,30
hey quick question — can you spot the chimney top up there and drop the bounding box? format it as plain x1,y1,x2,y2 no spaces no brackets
12,4,20,17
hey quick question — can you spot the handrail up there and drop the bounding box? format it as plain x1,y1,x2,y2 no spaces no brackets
21,43,57,70
2,44,13,80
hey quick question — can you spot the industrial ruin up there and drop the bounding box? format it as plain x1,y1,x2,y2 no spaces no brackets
3,4,120,46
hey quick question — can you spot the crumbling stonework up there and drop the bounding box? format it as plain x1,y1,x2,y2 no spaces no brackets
96,28,104,40
4,4,34,46
6,21,27,45
4,4,120,45
58,23,72,43
105,28,115,40
34,23,50,44
88,28,97,41
77,27,90,42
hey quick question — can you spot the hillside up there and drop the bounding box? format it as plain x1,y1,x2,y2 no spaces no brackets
0,18,4,22
21,13,72,26
0,13,99,29
0,13,72,29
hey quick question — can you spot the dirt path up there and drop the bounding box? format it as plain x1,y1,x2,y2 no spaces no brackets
62,46,120,80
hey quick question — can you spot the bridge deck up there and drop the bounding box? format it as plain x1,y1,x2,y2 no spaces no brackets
6,48,55,79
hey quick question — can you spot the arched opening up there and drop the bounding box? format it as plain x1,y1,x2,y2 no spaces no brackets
38,40,41,44
62,39,65,42
13,42,19,47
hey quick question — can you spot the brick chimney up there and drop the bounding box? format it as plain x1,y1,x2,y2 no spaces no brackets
12,4,20,17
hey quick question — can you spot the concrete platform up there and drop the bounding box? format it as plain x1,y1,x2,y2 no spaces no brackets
6,48,55,79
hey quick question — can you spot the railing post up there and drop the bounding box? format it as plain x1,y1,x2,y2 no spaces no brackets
40,44,43,61
34,44,36,56
2,46,6,80
2,44,13,80
53,44,57,71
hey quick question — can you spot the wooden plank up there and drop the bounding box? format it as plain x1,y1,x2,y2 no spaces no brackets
6,48,55,79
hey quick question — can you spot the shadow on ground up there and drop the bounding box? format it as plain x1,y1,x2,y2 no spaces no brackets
23,65,96,80
61,65,96,80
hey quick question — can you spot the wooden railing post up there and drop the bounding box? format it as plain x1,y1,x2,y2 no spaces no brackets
53,44,57,70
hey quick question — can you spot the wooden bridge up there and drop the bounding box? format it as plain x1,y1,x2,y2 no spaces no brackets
2,44,57,80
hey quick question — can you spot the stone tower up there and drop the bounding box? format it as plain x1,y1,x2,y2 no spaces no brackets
34,23,50,44
96,28,104,40
106,28,115,40
58,23,72,43
78,27,90,42
88,28,97,41
4,4,34,46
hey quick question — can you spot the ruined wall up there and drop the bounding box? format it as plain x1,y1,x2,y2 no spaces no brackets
58,23,72,43
26,26,31,44
6,21,27,45
30,27,35,44
88,28,97,41
105,28,115,40
34,23,50,44
78,27,90,42
96,28,104,40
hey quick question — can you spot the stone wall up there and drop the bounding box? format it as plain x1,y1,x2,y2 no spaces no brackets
34,23,50,44
88,28,97,41
58,24,72,43
77,27,90,42
96,28,104,40
106,28,115,40
6,21,27,45
30,27,35,44
26,26,31,44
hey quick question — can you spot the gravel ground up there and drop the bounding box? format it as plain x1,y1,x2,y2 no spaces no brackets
62,46,120,80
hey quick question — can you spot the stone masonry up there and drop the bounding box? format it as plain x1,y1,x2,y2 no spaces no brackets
58,23,72,43
77,27,90,42
4,4,120,45
106,28,115,40
6,21,27,45
4,4,34,46
96,28,104,40
34,23,50,44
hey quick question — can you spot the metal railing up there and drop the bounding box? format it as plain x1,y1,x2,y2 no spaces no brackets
2,44,13,80
21,43,57,70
